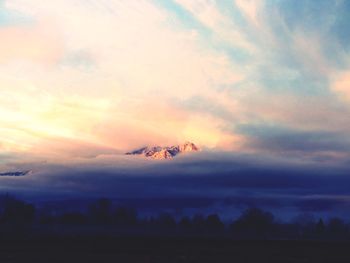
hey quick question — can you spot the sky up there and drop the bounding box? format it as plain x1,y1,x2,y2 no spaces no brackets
1,0,350,218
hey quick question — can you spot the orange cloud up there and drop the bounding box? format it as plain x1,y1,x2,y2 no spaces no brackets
332,71,350,102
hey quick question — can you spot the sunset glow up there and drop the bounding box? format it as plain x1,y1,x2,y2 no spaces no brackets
1,0,349,166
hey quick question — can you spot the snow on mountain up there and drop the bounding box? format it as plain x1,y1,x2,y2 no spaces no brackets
126,142,199,159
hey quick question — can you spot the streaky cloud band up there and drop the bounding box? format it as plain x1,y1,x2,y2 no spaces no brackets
0,171,31,177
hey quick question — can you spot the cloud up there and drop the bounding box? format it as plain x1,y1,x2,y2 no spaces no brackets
0,171,30,177
331,71,350,102
174,0,256,52
236,124,350,158
296,197,350,213
2,151,350,218
1,0,350,221
0,23,63,64
0,0,244,160
234,0,261,26
0,1,33,26
1,0,350,166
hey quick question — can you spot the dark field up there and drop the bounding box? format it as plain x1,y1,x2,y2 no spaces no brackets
0,196,350,262
1,237,350,263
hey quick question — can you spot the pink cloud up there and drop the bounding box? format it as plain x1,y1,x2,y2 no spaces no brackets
0,23,63,64
331,71,350,102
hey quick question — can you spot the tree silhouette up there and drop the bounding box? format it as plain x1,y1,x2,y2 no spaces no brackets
88,198,113,224
327,217,348,240
205,214,225,234
230,208,275,239
315,218,325,239
179,216,192,234
156,213,176,232
1,196,35,225
60,212,87,225
0,194,349,240
292,213,316,239
114,207,137,226
192,214,206,234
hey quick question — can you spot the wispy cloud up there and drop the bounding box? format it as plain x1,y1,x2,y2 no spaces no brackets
1,0,350,164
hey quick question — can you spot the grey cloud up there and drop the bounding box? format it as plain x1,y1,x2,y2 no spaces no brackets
236,124,350,154
0,170,31,176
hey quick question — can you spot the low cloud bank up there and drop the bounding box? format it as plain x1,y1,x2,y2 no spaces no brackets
1,151,350,219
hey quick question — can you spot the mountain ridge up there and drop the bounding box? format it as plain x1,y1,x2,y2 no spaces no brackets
126,142,199,159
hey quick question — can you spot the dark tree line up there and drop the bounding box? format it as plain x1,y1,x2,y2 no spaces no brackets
0,196,349,240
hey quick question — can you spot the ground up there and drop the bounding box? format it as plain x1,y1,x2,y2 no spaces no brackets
0,237,349,263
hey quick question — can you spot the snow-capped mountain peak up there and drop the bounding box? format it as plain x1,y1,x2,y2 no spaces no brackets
126,142,199,159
